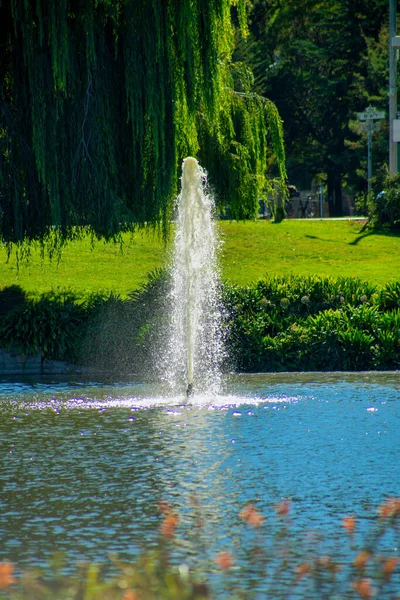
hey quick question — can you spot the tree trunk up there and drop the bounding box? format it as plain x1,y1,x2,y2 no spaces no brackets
327,170,343,217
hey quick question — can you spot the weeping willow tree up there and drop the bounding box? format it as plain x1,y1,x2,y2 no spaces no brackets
0,0,285,250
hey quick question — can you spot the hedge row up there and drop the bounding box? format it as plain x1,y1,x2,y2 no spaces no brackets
0,274,399,374
223,275,400,372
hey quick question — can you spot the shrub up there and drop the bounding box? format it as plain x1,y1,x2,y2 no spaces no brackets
0,274,399,374
224,276,399,372
361,171,400,229
377,281,400,310
372,324,400,370
338,328,376,370
1,498,400,599
0,293,87,361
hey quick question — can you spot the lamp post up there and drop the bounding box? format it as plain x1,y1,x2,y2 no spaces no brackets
389,0,398,174
357,107,385,192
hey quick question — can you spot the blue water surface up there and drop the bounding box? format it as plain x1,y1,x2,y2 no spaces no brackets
0,372,399,595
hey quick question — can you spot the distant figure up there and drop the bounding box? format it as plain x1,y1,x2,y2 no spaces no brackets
286,182,300,197
285,201,294,218
299,197,309,218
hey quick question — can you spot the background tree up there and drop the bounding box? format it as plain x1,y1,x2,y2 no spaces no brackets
0,0,285,251
237,0,389,215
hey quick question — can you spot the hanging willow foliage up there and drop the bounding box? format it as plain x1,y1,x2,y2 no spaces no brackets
0,0,285,250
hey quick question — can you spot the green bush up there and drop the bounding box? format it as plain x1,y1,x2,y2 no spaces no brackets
224,275,400,372
359,171,400,229
0,292,87,361
372,321,400,369
377,281,400,310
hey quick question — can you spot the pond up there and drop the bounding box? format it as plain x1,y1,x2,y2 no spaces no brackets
0,371,399,593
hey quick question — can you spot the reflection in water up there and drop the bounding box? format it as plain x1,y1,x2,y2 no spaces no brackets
0,372,399,580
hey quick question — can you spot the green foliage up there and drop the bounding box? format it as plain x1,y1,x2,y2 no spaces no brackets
0,0,285,249
1,272,399,374
223,274,400,372
377,281,400,310
199,89,286,219
237,0,390,206
0,292,86,361
368,172,400,228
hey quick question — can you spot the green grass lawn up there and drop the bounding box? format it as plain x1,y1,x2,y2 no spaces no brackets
0,219,399,298
220,219,400,285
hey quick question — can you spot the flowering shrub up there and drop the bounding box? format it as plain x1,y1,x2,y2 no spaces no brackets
1,273,400,374
1,498,399,599
223,275,400,372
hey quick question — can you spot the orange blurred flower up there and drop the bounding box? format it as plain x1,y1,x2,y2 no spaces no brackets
342,515,356,537
351,578,375,599
353,551,371,571
123,591,141,600
275,500,291,517
214,551,234,570
239,503,264,528
377,497,400,520
294,562,310,581
0,562,15,589
160,510,179,538
382,557,398,580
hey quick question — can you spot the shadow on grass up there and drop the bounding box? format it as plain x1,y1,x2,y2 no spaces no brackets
349,228,400,246
304,234,336,242
303,228,400,246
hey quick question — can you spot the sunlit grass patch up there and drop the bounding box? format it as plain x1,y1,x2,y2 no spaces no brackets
0,220,399,300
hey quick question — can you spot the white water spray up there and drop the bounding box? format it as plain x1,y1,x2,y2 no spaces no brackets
162,157,225,397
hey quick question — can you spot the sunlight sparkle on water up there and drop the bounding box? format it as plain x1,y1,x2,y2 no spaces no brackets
18,391,300,412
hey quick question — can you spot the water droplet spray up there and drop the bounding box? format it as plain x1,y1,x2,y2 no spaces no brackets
162,157,225,398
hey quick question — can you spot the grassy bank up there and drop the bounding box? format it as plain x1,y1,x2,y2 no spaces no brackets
0,220,399,299
220,219,400,285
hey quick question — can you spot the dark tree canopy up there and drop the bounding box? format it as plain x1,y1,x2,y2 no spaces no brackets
236,0,390,215
0,0,285,250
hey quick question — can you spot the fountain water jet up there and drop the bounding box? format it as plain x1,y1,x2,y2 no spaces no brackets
162,157,225,397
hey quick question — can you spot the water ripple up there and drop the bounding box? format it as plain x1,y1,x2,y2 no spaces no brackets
0,372,399,573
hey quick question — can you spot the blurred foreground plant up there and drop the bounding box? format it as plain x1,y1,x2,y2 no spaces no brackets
1,498,399,599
